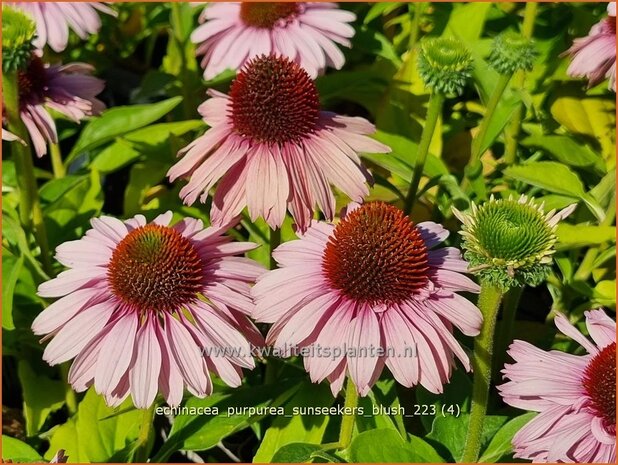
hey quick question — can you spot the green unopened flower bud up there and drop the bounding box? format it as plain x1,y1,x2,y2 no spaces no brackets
417,37,473,96
488,31,536,75
2,7,37,73
453,195,576,290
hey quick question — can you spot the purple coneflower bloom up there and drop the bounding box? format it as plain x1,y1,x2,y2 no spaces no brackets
192,2,355,79
33,212,265,408
168,55,390,232
566,2,616,91
6,2,116,52
2,56,105,157
252,202,482,396
499,309,616,463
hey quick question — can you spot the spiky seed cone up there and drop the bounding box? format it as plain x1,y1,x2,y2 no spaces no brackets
417,37,474,96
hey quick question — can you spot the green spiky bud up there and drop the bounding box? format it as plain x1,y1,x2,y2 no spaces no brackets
488,31,536,75
417,37,474,96
453,195,576,290
2,7,37,73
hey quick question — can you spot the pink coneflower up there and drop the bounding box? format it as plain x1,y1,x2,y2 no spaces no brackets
499,309,616,463
192,2,355,79
252,202,482,396
1,56,105,157
168,55,390,231
6,2,116,52
33,212,265,408
565,2,616,91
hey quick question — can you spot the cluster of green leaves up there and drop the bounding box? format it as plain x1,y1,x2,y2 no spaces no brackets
2,2,615,464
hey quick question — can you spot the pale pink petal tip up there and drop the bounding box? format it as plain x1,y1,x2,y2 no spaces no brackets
252,201,482,397
34,212,266,408
500,309,616,463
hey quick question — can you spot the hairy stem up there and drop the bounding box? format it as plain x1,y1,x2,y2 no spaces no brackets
461,283,504,462
502,2,538,165
337,378,359,450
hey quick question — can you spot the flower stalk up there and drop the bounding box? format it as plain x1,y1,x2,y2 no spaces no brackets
461,282,503,462
50,143,66,179
404,91,445,214
464,32,536,187
454,195,574,462
404,37,472,213
338,378,359,450
503,2,539,165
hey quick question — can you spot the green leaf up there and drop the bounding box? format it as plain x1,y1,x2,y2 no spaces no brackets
271,443,322,463
349,429,444,463
155,381,299,461
17,361,65,436
478,413,536,463
316,70,389,116
67,96,182,161
593,280,616,308
549,91,616,166
44,170,104,249
427,414,507,462
253,382,334,463
416,369,472,432
124,120,203,147
556,224,616,250
2,251,23,330
1,436,42,462
39,175,87,203
522,135,604,172
446,3,492,42
504,162,585,197
44,387,142,462
91,139,141,174
123,161,169,216
364,130,448,181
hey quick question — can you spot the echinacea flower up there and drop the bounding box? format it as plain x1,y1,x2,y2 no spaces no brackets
499,309,616,463
252,202,482,396
33,212,265,409
453,195,576,290
168,54,390,231
565,2,616,91
5,2,116,52
192,2,355,79
2,55,105,157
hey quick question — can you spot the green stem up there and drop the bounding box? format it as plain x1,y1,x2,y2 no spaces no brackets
461,282,504,463
337,378,359,450
469,73,512,166
49,143,66,178
3,72,54,276
502,2,538,165
170,2,194,120
403,91,445,214
493,286,523,381
134,404,156,463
